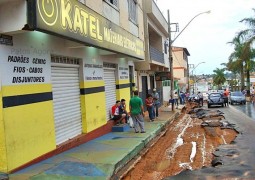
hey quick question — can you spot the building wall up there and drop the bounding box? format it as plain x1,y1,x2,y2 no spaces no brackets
102,1,120,25
173,48,188,80
173,49,185,68
86,0,144,41
85,0,103,15
0,31,133,172
0,1,26,33
137,0,145,41
0,72,7,172
147,20,169,68
0,0,144,172
147,18,164,49
80,80,106,133
174,69,185,79
0,32,56,171
120,0,144,39
78,47,107,133
101,55,133,116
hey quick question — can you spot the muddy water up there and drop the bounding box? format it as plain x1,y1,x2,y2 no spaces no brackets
122,106,238,180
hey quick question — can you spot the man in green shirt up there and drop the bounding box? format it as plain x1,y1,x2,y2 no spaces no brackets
129,90,145,133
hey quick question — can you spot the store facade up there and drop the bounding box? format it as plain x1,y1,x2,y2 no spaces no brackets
0,0,144,172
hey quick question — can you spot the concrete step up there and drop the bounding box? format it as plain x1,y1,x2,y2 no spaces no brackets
112,124,130,132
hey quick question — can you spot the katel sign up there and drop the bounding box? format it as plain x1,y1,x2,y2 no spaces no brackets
27,0,144,60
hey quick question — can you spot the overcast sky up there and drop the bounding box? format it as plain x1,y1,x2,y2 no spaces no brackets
156,0,254,75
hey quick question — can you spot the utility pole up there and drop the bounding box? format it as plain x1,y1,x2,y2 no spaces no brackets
167,10,210,110
167,10,174,111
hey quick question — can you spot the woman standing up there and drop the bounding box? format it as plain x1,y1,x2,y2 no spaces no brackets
146,94,155,121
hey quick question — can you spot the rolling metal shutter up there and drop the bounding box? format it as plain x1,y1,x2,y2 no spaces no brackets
51,57,82,145
104,68,117,120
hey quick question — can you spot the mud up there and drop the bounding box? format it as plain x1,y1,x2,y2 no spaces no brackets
121,103,238,180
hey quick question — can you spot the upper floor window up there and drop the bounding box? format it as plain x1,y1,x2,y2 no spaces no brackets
128,0,137,24
77,0,86,4
105,0,119,8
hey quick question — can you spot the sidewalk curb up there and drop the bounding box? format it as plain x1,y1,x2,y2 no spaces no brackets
111,110,181,179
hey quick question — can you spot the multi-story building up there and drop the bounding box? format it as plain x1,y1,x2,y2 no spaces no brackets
0,0,144,172
172,46,190,93
135,0,170,105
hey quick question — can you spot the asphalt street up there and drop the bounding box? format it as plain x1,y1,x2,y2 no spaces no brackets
165,102,255,179
230,102,255,120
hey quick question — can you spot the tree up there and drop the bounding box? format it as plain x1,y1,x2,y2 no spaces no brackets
238,8,255,48
221,62,240,91
228,36,245,91
237,8,255,95
213,68,226,90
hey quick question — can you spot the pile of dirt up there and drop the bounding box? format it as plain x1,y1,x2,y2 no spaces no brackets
121,103,238,180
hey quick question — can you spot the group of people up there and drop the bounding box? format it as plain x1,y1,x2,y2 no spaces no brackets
111,89,160,133
169,91,189,109
111,99,128,125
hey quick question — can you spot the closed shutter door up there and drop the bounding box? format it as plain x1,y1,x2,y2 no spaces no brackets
104,69,116,120
51,63,82,145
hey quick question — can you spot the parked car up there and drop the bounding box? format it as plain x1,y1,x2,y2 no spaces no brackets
207,92,224,108
229,91,246,105
217,90,224,94
188,94,200,103
209,90,217,93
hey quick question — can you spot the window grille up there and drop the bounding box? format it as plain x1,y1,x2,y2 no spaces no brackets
103,62,116,69
105,0,118,8
51,55,80,65
128,0,137,24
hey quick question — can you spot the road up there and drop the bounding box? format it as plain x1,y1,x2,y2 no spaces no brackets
230,102,255,120
166,102,255,179
122,103,238,180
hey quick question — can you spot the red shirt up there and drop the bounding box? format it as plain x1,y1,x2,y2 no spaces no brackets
224,90,229,97
111,105,120,115
146,98,153,107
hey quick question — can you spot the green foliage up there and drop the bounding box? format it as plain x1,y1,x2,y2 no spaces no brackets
213,68,226,89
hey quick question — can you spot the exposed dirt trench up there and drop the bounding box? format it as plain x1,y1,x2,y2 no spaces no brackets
121,103,238,180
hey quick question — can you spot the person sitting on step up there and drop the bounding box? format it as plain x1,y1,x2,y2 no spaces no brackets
111,100,126,125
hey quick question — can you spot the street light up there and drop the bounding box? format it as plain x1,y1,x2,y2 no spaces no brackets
190,62,205,94
171,11,211,45
167,10,210,110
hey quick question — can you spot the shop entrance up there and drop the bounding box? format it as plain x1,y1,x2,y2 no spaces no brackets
51,55,82,145
141,76,148,109
103,63,117,120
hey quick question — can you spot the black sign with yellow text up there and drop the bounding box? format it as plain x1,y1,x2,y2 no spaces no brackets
27,0,144,60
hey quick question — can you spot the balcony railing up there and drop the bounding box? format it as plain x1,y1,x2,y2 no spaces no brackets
149,45,164,64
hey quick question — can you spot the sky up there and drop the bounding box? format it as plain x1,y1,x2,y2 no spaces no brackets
156,0,254,75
